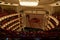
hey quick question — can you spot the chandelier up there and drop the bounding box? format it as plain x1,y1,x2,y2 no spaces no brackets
19,0,39,6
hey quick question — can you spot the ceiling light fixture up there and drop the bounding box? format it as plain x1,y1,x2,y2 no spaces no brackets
19,0,39,6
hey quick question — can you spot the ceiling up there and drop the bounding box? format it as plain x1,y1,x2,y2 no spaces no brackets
0,0,59,5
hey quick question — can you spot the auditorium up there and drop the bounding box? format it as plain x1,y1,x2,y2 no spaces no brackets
0,0,60,40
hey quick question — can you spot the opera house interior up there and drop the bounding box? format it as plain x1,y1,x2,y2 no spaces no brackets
0,0,60,40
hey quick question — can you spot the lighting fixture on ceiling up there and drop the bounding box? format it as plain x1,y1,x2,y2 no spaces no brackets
19,0,39,6
49,1,60,6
